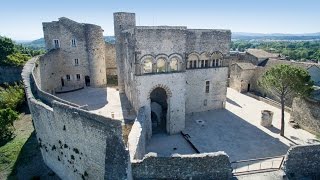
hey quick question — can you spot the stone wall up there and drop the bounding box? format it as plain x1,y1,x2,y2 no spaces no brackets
0,66,22,84
127,107,148,160
291,97,320,134
283,144,320,179
23,57,130,180
246,59,318,107
185,67,228,113
105,43,117,76
132,152,232,179
135,26,187,56
186,29,231,55
135,72,186,135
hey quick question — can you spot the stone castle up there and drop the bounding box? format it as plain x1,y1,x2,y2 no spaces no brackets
21,12,320,180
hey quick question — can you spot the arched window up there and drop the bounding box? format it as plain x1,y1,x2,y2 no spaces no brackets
200,52,209,68
157,58,167,73
187,53,199,69
143,58,153,74
211,52,223,67
169,57,179,72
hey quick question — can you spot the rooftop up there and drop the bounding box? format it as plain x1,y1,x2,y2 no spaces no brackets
236,62,257,70
247,49,279,59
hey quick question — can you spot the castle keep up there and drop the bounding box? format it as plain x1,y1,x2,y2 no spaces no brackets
40,17,116,93
114,12,231,134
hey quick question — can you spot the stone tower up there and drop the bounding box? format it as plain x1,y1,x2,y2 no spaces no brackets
85,24,107,87
113,12,136,93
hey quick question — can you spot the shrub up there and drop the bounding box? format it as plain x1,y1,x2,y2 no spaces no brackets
0,108,18,143
0,83,25,110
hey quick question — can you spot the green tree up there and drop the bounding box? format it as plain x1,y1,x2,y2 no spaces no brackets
4,52,30,66
0,83,25,110
0,36,15,62
0,108,18,143
259,65,313,136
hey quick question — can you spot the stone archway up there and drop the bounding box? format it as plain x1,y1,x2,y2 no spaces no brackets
150,87,168,134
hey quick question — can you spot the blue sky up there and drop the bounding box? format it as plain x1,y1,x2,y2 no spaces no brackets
1,0,319,40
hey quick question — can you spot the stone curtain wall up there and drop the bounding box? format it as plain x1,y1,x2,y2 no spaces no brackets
283,144,320,179
128,107,148,160
32,57,80,107
23,57,129,180
291,97,320,134
0,66,23,84
105,43,117,76
132,152,232,179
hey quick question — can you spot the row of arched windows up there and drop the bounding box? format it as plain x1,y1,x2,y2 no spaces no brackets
187,51,224,69
141,54,183,74
139,52,224,74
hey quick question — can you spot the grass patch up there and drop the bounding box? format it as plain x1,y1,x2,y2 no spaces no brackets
0,113,34,179
0,131,29,176
316,134,320,140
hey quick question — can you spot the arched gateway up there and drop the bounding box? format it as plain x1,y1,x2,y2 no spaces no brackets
149,86,170,134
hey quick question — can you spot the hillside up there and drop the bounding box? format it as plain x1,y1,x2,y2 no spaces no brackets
21,36,116,49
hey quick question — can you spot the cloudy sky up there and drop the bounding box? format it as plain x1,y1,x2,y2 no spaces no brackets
1,0,319,40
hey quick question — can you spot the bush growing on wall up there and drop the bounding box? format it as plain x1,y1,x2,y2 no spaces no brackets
0,108,18,143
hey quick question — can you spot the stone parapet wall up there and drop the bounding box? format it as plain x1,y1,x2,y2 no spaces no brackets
291,97,320,134
31,57,80,107
0,66,23,84
128,107,148,160
22,57,129,180
283,144,320,179
132,152,232,179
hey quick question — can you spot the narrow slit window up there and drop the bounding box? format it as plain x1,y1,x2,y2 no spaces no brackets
205,81,210,93
76,74,81,81
193,61,197,68
66,75,70,81
71,39,77,47
204,99,207,106
74,59,79,66
53,39,60,48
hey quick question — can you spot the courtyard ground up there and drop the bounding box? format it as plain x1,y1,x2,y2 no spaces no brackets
56,87,136,122
146,88,318,162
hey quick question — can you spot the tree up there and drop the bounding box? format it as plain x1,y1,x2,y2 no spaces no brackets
0,108,18,143
0,36,15,62
0,83,25,110
259,64,313,136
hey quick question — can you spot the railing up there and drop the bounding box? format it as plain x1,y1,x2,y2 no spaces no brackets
231,155,285,176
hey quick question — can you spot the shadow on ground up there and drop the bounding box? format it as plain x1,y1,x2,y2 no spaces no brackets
8,131,60,180
227,98,242,108
56,88,108,111
185,109,289,162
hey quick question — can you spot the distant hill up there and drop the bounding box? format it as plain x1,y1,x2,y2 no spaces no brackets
232,32,320,41
21,36,116,49
18,32,320,49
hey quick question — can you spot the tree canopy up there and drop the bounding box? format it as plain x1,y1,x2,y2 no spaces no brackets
231,40,320,61
0,36,45,66
259,64,314,136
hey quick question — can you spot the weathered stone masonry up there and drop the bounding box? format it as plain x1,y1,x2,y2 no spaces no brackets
22,57,129,180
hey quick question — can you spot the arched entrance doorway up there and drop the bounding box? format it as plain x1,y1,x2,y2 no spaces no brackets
150,87,168,134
